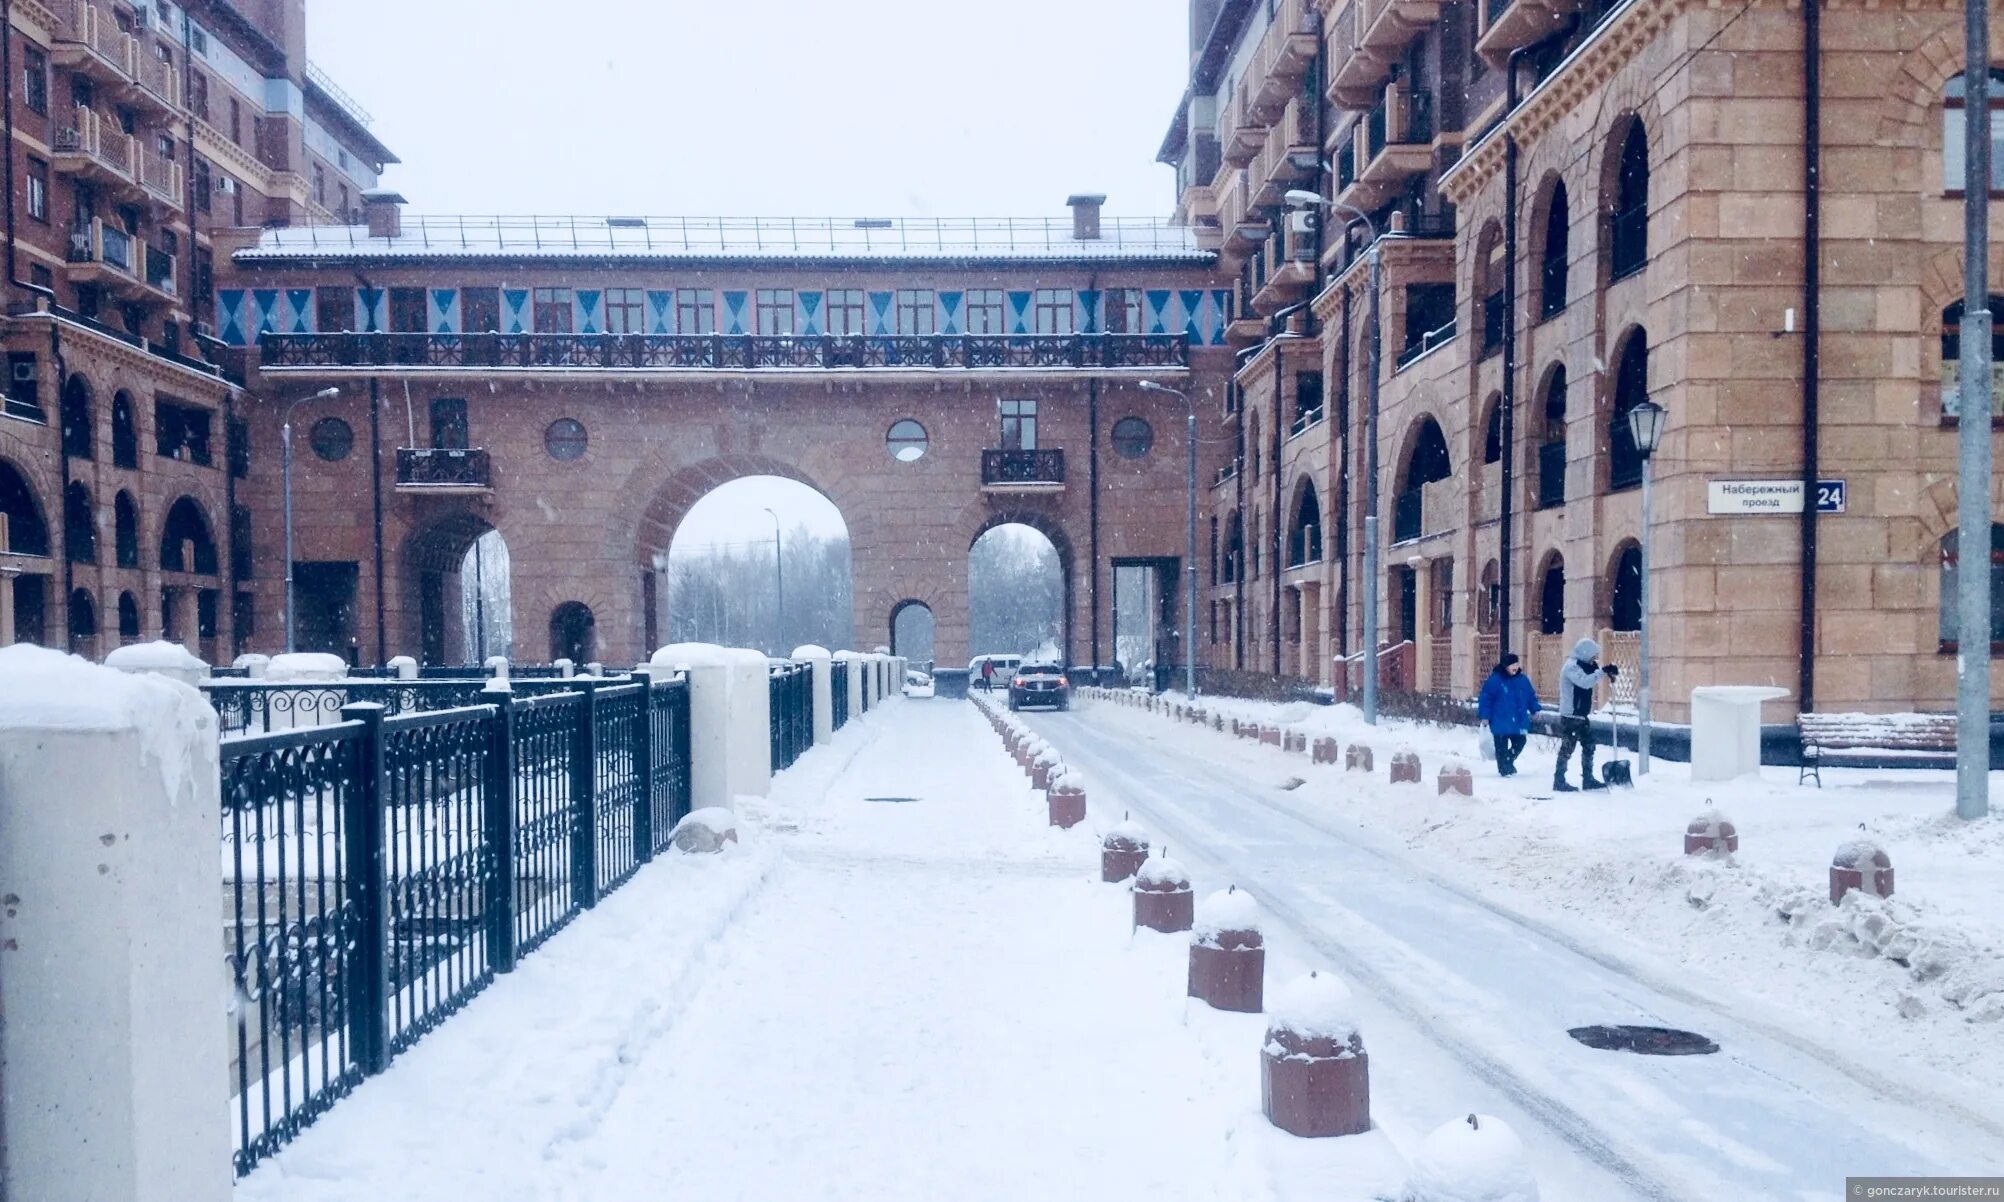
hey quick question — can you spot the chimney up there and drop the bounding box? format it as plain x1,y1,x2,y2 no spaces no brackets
361,189,406,239
1067,194,1106,241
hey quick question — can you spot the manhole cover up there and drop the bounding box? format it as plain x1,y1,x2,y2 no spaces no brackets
1567,1025,1719,1056
864,796,920,804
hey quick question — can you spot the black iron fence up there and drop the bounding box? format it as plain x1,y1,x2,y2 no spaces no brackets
220,674,692,1176
981,448,1065,486
396,447,492,489
769,662,813,772
830,660,850,729
258,332,1190,373
203,676,612,737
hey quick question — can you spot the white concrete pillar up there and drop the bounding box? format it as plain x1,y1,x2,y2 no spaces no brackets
585,661,603,678
486,654,511,682
723,648,773,798
651,643,733,811
0,644,230,1202
388,654,418,681
554,657,575,678
232,652,272,679
835,650,863,721
105,640,210,688
793,644,833,745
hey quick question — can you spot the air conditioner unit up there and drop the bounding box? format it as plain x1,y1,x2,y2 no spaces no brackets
216,177,237,195
1288,210,1318,236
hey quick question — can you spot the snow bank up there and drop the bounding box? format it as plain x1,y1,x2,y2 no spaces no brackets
266,651,348,680
104,640,207,673
0,643,208,801
1404,1113,1538,1202
671,807,741,855
1194,886,1261,940
1267,971,1360,1045
1135,854,1190,890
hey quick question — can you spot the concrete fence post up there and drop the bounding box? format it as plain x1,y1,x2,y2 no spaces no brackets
836,650,864,719
651,643,735,812
0,645,232,1202
388,654,417,681
724,648,773,798
793,645,834,745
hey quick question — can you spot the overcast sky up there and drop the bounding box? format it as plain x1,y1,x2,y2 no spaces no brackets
309,0,1187,220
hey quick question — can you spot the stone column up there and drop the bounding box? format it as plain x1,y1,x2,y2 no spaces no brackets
793,644,833,745
723,648,772,798
835,649,864,720
651,643,734,811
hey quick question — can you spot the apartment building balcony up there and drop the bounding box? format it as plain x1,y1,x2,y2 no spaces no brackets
51,108,133,189
139,243,177,304
1336,88,1434,212
1475,0,1584,65
1358,0,1444,58
396,448,492,494
65,218,138,294
1243,0,1323,117
1215,170,1273,258
123,46,181,116
1249,98,1320,209
1393,478,1456,543
1221,89,1267,169
137,148,184,211
51,1,136,86
981,448,1064,492
1250,227,1318,315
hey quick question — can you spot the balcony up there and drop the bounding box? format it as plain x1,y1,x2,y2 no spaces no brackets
1475,0,1584,65
51,108,133,188
1243,0,1323,117
66,218,137,294
1250,98,1320,208
1215,170,1272,258
396,448,492,493
141,243,177,303
138,147,184,211
1251,242,1317,315
1339,87,1435,211
1358,0,1444,59
981,448,1065,492
1393,478,1456,543
1220,89,1267,170
51,1,136,86
124,45,180,115
258,332,1191,375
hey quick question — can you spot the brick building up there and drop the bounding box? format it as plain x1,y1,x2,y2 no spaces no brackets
1165,0,2004,719
0,0,390,659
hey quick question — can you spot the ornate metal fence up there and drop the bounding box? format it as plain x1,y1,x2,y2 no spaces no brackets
768,662,813,772
203,676,613,737
220,672,695,1176
830,660,850,729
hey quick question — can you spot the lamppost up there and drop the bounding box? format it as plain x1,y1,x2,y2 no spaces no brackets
282,386,344,653
761,506,784,655
1285,189,1383,723
1625,397,1668,775
1138,379,1197,698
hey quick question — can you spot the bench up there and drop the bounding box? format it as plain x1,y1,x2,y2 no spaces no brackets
1796,712,1958,785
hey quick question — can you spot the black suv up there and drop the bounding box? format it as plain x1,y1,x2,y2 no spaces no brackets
1008,663,1070,711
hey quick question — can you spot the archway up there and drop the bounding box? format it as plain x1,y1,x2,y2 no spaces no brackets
1537,552,1567,636
61,373,93,460
1605,116,1650,282
1534,175,1571,319
1395,416,1452,541
159,497,216,574
970,521,1066,667
1287,477,1322,567
663,474,852,655
117,590,140,642
1608,327,1648,492
1609,541,1643,632
0,457,50,556
890,599,935,668
111,391,137,468
115,491,139,567
401,513,509,665
64,482,96,564
549,601,596,664
67,588,97,657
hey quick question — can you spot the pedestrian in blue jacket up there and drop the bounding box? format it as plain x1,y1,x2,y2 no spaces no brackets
1476,653,1541,777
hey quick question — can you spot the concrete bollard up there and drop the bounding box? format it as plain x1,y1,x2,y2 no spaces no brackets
387,654,417,681
1312,737,1340,765
1189,887,1264,1013
1031,751,1057,791
1405,1114,1538,1202
105,639,211,689
1831,840,1895,904
1684,811,1739,857
554,657,576,678
1101,819,1150,882
1437,762,1473,796
1390,750,1422,784
1346,743,1375,772
1284,730,1308,754
1132,853,1195,933
1261,972,1370,1138
792,645,834,745
1047,777,1087,829
233,652,273,679
651,644,735,811
1260,724,1282,748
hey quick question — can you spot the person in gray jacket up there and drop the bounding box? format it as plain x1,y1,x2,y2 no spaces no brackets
1554,637,1618,792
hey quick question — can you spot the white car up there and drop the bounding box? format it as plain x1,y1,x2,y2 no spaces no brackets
968,654,1021,693
904,668,934,698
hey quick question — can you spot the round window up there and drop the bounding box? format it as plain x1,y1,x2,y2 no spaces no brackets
309,416,353,462
544,418,589,461
1112,416,1154,459
886,419,928,463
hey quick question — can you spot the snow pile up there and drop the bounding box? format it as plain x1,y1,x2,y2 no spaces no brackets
790,644,831,662
1403,1114,1539,1202
1048,767,1082,792
1266,971,1360,1046
266,651,348,680
1134,854,1190,891
104,640,207,673
1193,886,1261,941
670,807,741,855
0,643,209,801
651,642,730,669
1104,819,1149,848
1833,838,1891,872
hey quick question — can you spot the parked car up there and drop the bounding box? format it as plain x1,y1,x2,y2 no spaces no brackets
1008,662,1070,711
904,668,934,698
968,653,1021,692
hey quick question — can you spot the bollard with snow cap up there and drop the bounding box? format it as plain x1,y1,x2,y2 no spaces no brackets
1101,817,1150,882
1390,749,1422,784
1830,839,1894,904
1312,737,1340,765
233,652,272,679
1046,770,1086,829
1684,809,1738,857
1346,743,1374,772
1284,729,1307,754
105,639,210,689
387,654,417,681
1437,761,1473,796
1404,1113,1539,1202
1031,748,1059,791
1189,886,1264,1013
1132,851,1195,933
1261,971,1370,1138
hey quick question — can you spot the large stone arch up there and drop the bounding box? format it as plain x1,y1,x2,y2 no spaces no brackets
1871,18,2004,151
963,506,1080,666
398,509,501,665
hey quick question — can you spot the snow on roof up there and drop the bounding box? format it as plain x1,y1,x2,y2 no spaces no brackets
234,215,1213,264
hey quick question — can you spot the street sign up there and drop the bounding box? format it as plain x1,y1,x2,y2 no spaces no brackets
1707,480,1847,515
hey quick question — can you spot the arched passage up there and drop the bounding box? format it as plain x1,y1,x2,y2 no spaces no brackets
114,490,139,567
1609,541,1643,632
971,519,1068,666
1287,477,1322,567
159,496,216,574
1606,116,1650,282
117,590,140,642
401,512,509,665
1608,327,1649,492
663,474,853,655
1537,551,1567,636
890,599,935,667
67,588,97,656
1395,416,1452,541
0,457,50,556
111,391,137,468
549,601,596,664
64,482,96,563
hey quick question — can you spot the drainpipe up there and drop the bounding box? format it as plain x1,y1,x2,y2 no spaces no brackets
1799,0,1820,715
1088,375,1101,674
1337,285,1352,663
370,375,387,662
52,323,73,639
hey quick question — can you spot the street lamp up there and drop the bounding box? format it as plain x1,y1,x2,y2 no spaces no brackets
1139,379,1197,698
1625,396,1667,775
761,506,784,655
1285,189,1383,723
282,386,344,653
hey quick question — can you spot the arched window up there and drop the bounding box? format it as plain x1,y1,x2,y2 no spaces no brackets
1482,395,1502,465
159,496,217,575
1248,410,1262,481
1479,560,1501,633
111,391,138,468
1943,70,2004,193
0,459,50,556
67,588,97,656
1224,511,1243,584
64,481,96,563
115,491,139,567
1609,542,1643,632
1209,515,1219,584
60,374,93,460
1540,180,1570,319
1395,417,1452,541
1608,120,1649,281
117,590,140,641
1940,296,2004,420
1477,221,1506,358
549,601,596,664
1538,366,1567,509
1287,480,1322,567
1609,330,1648,492
1939,524,2004,649
1538,554,1567,636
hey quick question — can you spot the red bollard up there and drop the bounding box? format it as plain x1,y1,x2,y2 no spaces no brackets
1831,840,1894,904
1260,725,1283,748
1189,887,1264,1013
1685,811,1739,857
1047,780,1086,829
1436,763,1473,796
1261,972,1369,1138
1101,820,1150,882
1345,743,1374,772
1389,750,1421,784
1133,854,1194,933
1312,737,1340,765
1031,754,1056,791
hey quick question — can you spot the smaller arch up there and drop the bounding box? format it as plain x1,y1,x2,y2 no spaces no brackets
117,590,140,640
549,601,597,664
1479,559,1501,633
1287,477,1322,568
1608,540,1643,631
889,598,935,665
1532,176,1571,320
1604,116,1650,283
1223,509,1244,584
1481,393,1503,466
114,491,139,567
60,373,93,460
1537,551,1567,636
159,496,218,575
1475,220,1506,358
0,457,50,556
1608,327,1649,492
66,587,97,655
111,391,138,468
1938,523,2004,648
64,481,97,564
1941,70,2004,193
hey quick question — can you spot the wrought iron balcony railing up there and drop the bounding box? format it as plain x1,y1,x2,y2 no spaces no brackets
258,332,1191,373
981,448,1065,487
396,447,491,489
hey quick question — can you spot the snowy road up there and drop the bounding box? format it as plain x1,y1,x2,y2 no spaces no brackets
1023,701,2003,1202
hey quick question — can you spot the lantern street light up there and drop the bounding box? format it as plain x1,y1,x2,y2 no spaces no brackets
1625,396,1667,774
